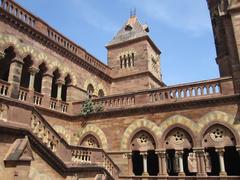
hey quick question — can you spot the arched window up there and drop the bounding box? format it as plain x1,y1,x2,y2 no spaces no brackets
51,69,60,98
61,74,71,102
131,130,158,176
80,134,100,148
202,124,240,176
87,84,94,98
0,47,15,82
34,63,47,93
98,89,104,97
164,128,194,176
20,55,33,88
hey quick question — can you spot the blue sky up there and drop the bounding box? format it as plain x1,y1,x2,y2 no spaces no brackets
15,0,218,85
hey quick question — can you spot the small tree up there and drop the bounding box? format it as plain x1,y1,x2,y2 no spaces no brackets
81,99,104,116
81,99,94,116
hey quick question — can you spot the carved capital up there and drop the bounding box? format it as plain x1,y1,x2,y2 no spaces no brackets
156,149,166,158
29,66,39,75
0,51,5,59
215,147,225,155
125,152,132,159
56,78,65,86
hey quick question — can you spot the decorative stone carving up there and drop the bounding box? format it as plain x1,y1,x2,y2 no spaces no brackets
165,128,192,149
203,125,235,147
31,113,59,153
80,135,100,148
131,131,155,151
0,103,8,122
210,127,225,142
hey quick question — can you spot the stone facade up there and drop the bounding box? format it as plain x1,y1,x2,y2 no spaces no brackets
0,0,240,180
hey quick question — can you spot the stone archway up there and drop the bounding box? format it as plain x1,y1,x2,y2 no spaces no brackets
121,119,160,151
73,124,108,150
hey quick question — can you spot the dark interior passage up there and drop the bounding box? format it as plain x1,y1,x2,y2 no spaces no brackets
147,150,159,176
224,146,240,176
166,149,177,176
20,56,33,88
0,47,15,81
61,74,71,101
34,63,47,93
206,147,220,176
132,151,143,176
51,69,60,98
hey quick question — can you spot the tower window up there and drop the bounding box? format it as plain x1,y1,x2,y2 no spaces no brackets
119,51,135,69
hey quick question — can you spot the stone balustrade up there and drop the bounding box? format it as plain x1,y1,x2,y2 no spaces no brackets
71,149,92,163
33,92,43,106
93,95,135,110
31,113,59,152
0,79,9,96
18,87,28,101
49,98,57,110
73,77,234,113
1,0,36,27
29,111,118,178
149,79,222,103
0,0,111,75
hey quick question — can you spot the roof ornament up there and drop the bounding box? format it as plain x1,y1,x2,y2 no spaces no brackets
130,8,136,18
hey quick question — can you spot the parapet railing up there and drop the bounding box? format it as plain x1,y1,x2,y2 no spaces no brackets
0,79,9,96
0,0,111,75
30,110,118,178
73,77,234,112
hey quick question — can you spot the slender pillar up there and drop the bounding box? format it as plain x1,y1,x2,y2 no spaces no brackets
176,150,185,176
194,148,207,176
140,152,148,176
0,51,5,59
8,58,23,98
56,79,64,100
28,66,39,90
156,150,168,176
126,152,133,176
41,73,53,107
216,148,227,176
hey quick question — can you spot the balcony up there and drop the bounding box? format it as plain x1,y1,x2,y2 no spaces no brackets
72,77,235,114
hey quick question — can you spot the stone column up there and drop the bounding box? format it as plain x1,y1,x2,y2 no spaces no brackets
216,148,227,176
156,150,168,176
28,66,39,90
194,148,207,176
56,78,65,100
126,152,133,176
140,152,149,176
0,50,5,59
41,73,53,107
8,58,23,98
176,150,185,176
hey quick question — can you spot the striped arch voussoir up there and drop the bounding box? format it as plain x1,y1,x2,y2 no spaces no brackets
198,111,235,133
75,124,108,150
120,119,160,151
159,115,198,135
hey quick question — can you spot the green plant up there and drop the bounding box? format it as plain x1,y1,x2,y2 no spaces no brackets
81,99,94,116
81,99,104,116
94,102,104,112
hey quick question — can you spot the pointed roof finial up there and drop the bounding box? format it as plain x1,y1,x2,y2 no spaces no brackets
130,8,136,18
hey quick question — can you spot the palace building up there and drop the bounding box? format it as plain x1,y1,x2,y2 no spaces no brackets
1,0,240,179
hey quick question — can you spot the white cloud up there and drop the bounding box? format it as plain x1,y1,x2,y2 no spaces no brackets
121,0,212,36
71,0,119,33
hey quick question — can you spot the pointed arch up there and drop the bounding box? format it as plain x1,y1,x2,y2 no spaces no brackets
198,111,235,130
73,124,108,150
159,115,198,136
121,119,160,150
